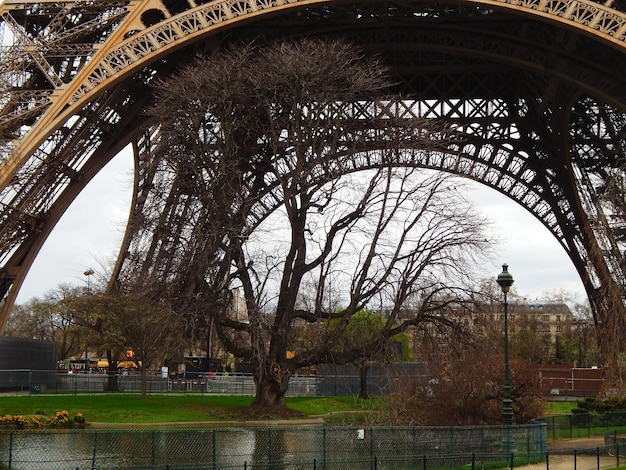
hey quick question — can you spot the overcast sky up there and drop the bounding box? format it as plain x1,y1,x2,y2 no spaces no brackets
15,149,588,306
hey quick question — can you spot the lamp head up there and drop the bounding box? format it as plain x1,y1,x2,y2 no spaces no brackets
496,263,514,294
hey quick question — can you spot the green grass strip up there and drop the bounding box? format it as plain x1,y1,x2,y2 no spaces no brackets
0,395,374,424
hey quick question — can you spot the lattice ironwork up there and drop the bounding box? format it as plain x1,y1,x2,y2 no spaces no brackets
0,0,625,372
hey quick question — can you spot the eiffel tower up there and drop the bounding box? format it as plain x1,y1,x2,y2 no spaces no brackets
0,0,625,368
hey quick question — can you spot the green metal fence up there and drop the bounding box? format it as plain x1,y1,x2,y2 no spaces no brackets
535,412,626,439
0,424,546,469
0,371,313,396
548,440,626,470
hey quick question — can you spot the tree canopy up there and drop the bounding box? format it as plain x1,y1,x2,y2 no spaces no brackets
117,37,497,416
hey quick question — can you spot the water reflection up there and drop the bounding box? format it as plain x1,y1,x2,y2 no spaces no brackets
251,429,287,469
0,424,545,469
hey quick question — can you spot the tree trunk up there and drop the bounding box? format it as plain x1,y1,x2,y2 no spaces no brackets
105,350,118,392
251,361,292,417
359,363,369,399
140,365,148,399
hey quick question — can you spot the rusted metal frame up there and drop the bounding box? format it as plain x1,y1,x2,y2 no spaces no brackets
117,107,571,292
0,83,147,326
382,26,624,109
123,152,252,284
0,0,146,189
0,116,100,225
539,89,626,341
0,90,54,126
0,76,142,265
131,170,191,281
574,164,625,288
12,71,144,208
0,2,129,153
0,0,620,312
1,0,624,198
41,5,129,46
0,92,596,280
0,143,116,329
109,130,154,287
68,0,626,108
0,12,63,87
0,148,68,255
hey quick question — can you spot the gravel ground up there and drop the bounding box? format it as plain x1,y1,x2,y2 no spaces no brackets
517,437,617,470
548,437,605,451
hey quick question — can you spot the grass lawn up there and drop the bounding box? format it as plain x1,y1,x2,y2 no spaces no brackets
543,400,578,415
0,394,373,424
0,394,579,426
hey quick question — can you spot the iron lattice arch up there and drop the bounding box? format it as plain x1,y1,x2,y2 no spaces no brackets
0,0,625,369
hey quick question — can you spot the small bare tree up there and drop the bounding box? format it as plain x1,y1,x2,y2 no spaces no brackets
7,284,84,362
71,289,186,398
136,38,495,416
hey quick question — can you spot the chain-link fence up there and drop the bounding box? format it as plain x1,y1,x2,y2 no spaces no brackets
0,424,546,469
0,364,423,397
0,370,317,396
535,412,626,440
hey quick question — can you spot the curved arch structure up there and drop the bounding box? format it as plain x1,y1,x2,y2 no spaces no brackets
0,0,625,368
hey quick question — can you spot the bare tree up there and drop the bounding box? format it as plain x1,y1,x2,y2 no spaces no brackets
135,38,495,416
6,284,84,362
71,290,186,398
402,297,545,426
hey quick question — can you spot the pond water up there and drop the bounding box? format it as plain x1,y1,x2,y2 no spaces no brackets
0,424,546,469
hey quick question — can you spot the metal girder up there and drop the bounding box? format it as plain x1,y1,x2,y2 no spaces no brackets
0,0,623,371
0,0,624,186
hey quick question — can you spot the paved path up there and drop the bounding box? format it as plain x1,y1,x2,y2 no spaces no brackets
516,437,617,470
549,437,605,451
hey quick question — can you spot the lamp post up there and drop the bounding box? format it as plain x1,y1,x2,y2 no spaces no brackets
84,268,94,294
496,263,514,453
83,268,94,371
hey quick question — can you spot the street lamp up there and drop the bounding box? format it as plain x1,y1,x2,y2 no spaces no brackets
496,263,514,453
83,268,95,370
84,268,94,294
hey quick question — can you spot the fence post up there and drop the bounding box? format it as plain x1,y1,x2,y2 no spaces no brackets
212,429,217,469
471,452,476,470
569,417,572,439
574,449,577,470
322,428,326,470
546,451,549,470
91,432,98,470
369,428,374,470
412,427,417,469
596,447,600,470
8,431,13,468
